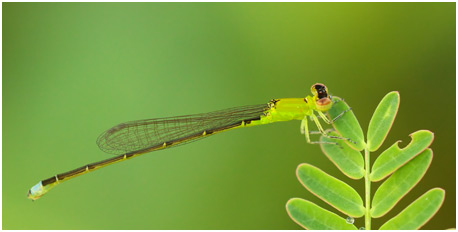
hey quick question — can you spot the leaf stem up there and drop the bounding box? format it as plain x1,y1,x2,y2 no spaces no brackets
364,148,371,230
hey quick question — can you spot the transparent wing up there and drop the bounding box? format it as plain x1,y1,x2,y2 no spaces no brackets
96,104,269,155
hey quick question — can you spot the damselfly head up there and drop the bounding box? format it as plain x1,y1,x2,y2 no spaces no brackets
311,83,332,112
311,83,329,99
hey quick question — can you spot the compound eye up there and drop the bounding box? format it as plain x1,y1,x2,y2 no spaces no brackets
311,83,328,99
313,83,325,90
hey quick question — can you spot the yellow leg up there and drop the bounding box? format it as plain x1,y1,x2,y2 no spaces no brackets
311,114,326,133
301,117,311,143
301,115,337,145
317,111,332,124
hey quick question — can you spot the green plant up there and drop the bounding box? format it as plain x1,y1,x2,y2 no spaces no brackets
285,92,445,230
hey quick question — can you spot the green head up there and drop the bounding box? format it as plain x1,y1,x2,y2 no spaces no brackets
311,83,333,112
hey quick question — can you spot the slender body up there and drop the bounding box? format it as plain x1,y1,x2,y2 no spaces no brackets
27,83,345,200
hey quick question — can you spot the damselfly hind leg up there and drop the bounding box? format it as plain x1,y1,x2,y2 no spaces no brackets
315,101,356,144
301,111,355,145
311,130,354,145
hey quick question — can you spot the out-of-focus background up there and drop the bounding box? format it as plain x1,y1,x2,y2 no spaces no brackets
3,3,455,229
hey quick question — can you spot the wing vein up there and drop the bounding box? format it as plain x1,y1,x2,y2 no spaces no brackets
96,104,268,155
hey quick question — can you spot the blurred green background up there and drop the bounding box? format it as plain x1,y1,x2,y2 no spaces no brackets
3,3,455,229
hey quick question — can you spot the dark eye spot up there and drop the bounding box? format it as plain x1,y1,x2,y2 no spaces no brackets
315,84,325,90
314,85,328,99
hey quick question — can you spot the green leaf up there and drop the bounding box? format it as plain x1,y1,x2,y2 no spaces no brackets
371,130,434,182
379,188,445,230
371,149,433,218
367,91,400,152
328,96,365,151
286,198,358,230
320,130,364,179
296,163,365,217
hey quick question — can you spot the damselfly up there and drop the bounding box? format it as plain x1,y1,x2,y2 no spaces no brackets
27,83,351,200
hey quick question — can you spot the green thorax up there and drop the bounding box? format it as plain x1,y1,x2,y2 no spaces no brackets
264,98,313,123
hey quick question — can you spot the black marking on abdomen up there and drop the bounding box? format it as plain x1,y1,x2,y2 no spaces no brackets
125,153,136,158
244,116,260,125
42,176,58,186
57,166,87,180
246,116,261,123
88,155,124,170
41,115,266,187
